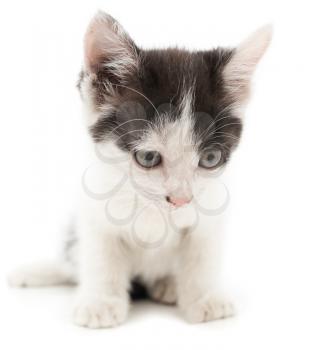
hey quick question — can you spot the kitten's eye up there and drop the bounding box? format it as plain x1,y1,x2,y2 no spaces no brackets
199,149,222,169
134,150,161,168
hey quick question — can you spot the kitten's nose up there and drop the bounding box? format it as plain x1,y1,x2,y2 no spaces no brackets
166,196,192,208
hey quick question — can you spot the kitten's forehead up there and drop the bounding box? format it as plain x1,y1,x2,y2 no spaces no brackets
139,49,233,118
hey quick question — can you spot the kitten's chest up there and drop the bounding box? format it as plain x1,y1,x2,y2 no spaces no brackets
130,243,180,284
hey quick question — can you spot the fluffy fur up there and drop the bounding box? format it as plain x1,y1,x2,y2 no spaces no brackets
8,11,271,328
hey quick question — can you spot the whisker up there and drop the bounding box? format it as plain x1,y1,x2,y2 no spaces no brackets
196,104,237,141
211,131,241,141
108,118,153,137
205,141,233,153
112,83,161,119
114,129,149,144
210,122,242,134
200,121,241,142
197,113,233,141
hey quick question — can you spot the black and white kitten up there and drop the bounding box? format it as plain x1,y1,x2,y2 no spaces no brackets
9,12,271,328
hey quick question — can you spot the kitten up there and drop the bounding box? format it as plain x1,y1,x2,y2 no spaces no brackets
8,11,271,328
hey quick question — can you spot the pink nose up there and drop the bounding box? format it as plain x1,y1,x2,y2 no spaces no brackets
166,196,192,207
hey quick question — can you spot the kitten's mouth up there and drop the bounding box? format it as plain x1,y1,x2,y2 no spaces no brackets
165,195,193,208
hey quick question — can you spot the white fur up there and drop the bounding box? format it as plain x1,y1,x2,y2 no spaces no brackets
9,87,233,328
72,155,232,327
8,17,273,329
73,87,233,327
8,261,76,287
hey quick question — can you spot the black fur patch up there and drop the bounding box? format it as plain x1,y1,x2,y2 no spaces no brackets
81,46,242,158
130,278,149,301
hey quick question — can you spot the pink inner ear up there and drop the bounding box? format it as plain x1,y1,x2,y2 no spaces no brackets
84,27,99,70
222,25,272,105
83,12,135,74
224,25,272,83
84,17,115,71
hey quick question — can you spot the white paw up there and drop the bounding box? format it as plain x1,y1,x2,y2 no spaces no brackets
150,277,177,305
182,295,235,323
73,296,129,329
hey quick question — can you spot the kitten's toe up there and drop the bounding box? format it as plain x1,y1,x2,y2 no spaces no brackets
149,277,177,305
73,296,129,328
182,295,235,323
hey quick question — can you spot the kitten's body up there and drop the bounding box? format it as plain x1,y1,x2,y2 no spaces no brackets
8,12,271,328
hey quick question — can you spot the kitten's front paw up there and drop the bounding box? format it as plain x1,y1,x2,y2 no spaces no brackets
73,295,129,328
182,295,235,323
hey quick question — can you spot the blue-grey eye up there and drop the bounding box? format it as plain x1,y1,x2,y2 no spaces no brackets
199,149,222,169
134,150,161,168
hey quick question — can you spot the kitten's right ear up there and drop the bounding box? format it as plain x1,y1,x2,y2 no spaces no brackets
84,11,139,82
223,25,272,104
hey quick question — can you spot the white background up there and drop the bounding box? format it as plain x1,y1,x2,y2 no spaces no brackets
1,0,312,349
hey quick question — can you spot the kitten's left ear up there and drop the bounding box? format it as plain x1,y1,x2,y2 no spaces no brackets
223,25,273,103
84,11,139,82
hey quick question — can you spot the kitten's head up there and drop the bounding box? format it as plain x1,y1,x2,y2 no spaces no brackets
79,11,271,209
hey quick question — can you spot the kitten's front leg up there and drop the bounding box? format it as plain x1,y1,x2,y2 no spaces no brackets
177,228,234,323
73,222,130,329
